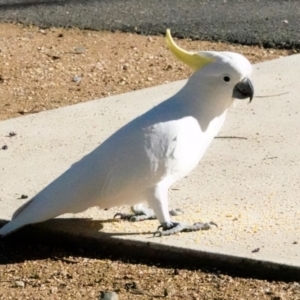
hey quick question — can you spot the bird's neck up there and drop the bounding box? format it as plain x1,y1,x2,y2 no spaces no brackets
173,77,233,131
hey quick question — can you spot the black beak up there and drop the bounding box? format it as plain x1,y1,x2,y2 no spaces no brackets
232,77,254,103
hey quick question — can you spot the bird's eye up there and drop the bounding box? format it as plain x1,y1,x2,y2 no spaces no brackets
223,76,231,82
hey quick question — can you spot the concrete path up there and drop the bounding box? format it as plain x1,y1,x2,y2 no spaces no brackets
1,54,300,278
0,0,299,48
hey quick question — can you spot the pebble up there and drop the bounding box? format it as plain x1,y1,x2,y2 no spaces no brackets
18,109,28,115
164,287,176,297
72,76,82,83
9,132,19,140
50,287,58,294
264,289,273,295
15,280,25,288
99,291,119,300
173,268,180,275
74,47,86,54
2,145,8,150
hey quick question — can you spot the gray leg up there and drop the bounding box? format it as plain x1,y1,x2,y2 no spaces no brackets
114,203,183,222
114,184,217,236
114,204,156,221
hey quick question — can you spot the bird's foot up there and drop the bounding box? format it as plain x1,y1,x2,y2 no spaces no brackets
169,208,184,216
114,211,156,222
153,221,217,237
114,207,183,222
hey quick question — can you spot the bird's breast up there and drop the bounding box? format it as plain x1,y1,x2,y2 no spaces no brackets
145,117,214,183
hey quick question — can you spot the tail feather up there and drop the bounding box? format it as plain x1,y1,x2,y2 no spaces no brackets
0,219,24,237
12,199,34,220
0,198,37,236
0,196,60,237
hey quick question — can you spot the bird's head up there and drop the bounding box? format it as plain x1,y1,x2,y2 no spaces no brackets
166,29,254,103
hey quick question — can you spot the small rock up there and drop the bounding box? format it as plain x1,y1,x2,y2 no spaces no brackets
18,109,28,115
74,47,86,54
164,288,168,297
292,241,298,244
164,64,173,71
2,145,8,150
72,76,82,83
20,194,28,199
292,282,300,288
251,248,260,253
124,282,137,290
8,131,16,137
57,33,64,38
164,287,176,297
264,289,273,295
173,268,180,275
99,291,119,300
50,287,58,294
15,280,25,288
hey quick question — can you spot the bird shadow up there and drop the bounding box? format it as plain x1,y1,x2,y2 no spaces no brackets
0,217,158,265
0,218,298,282
0,217,208,280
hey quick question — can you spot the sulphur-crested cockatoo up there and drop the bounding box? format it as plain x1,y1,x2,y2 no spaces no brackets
0,29,254,237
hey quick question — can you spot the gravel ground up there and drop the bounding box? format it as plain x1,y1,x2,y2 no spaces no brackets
0,23,299,300
0,23,293,121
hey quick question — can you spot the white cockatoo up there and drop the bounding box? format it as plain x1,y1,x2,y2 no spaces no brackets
0,30,254,237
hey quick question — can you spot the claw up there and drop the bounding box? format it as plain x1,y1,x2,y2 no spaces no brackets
114,212,133,220
153,224,165,236
209,221,218,228
153,221,217,237
114,212,156,222
130,216,138,222
115,207,184,223
153,230,163,237
156,224,164,231
113,213,141,222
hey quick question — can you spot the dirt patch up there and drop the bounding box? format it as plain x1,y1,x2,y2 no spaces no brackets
1,240,300,300
0,23,292,121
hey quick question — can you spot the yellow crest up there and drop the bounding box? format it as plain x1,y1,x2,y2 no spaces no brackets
166,29,214,71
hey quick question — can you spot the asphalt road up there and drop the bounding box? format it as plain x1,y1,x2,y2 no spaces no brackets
0,0,299,49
